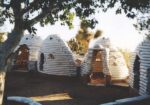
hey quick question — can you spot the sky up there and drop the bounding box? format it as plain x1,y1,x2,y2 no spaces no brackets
1,9,145,51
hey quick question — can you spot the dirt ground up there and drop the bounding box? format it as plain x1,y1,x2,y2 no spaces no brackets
4,71,137,105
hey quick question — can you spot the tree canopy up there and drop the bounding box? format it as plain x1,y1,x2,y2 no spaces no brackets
0,1,149,105
0,0,149,33
68,20,102,55
0,0,100,33
68,21,94,54
0,0,149,70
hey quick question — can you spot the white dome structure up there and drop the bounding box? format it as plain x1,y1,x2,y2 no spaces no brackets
109,49,129,80
81,37,129,85
15,34,42,61
37,34,76,76
13,34,42,71
129,38,150,95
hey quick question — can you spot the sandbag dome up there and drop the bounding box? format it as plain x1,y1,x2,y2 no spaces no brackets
15,34,42,61
129,38,150,95
109,49,129,80
11,34,42,71
37,34,76,76
81,37,129,80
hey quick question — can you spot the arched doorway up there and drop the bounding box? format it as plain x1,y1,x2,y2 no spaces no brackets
89,50,105,85
39,53,45,71
133,55,140,91
15,44,29,70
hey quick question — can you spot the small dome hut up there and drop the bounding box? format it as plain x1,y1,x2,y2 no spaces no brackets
129,38,150,95
13,34,42,71
37,34,76,76
81,37,129,85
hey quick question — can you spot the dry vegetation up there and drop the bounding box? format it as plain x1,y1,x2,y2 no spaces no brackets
119,49,133,69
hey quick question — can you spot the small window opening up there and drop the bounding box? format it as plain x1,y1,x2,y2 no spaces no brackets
50,37,53,40
48,54,55,59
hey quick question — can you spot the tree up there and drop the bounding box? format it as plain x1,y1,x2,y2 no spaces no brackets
0,1,104,103
0,0,149,71
0,1,99,104
75,20,94,54
67,38,79,53
101,0,150,33
0,0,100,72
0,0,149,104
68,20,102,55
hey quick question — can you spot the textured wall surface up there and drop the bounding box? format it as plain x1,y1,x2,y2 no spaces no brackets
130,39,150,95
81,37,129,80
38,35,76,76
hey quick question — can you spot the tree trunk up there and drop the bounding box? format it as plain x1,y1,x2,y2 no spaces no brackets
0,72,5,105
0,25,24,104
0,1,26,104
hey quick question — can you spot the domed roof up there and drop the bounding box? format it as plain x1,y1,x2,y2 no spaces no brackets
82,36,129,80
94,37,111,48
19,34,42,46
40,34,72,53
89,37,113,49
13,34,42,61
38,34,76,76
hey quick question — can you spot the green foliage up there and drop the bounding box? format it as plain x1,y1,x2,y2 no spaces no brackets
67,38,79,52
68,21,94,55
59,10,75,29
0,0,149,34
68,21,103,55
0,0,101,33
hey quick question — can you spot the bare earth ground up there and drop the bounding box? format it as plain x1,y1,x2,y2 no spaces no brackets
4,71,137,105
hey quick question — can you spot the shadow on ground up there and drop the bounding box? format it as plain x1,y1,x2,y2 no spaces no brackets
5,71,137,105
